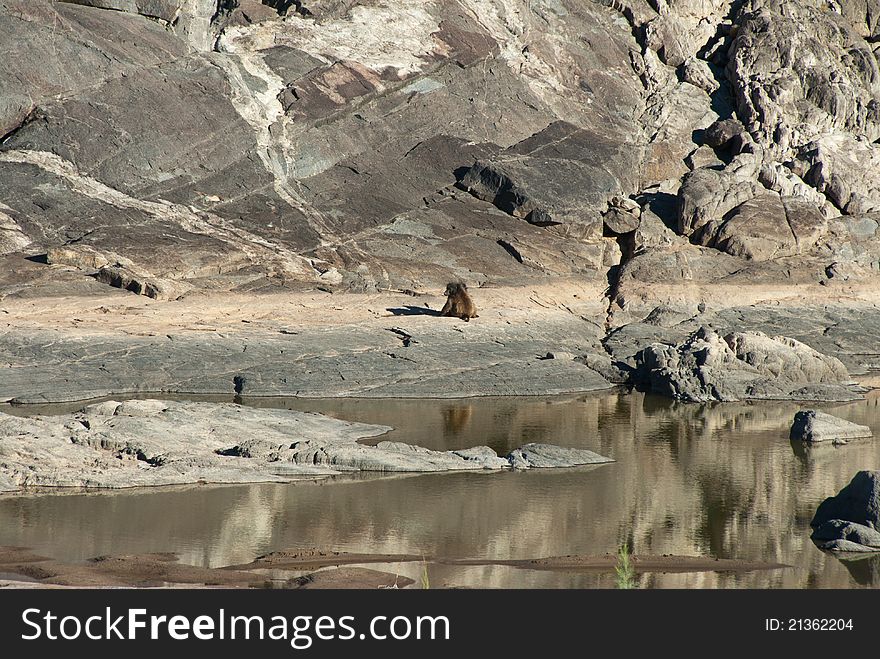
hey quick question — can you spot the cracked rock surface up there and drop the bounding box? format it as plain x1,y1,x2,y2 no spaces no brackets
0,399,613,492
1,0,880,405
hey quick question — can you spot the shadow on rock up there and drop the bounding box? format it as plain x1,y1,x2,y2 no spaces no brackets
387,306,441,317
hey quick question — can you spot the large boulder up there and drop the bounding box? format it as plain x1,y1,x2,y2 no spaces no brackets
789,410,873,443
709,193,827,261
812,471,880,530
676,154,764,238
811,471,880,551
634,326,856,402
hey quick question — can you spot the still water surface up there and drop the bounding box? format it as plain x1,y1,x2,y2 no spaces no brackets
2,390,879,588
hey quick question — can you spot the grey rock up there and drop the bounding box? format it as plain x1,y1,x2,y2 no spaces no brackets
681,57,719,94
817,538,880,553
789,410,873,443
677,155,765,238
576,352,631,385
685,146,724,171
811,519,880,551
58,0,219,50
504,443,613,470
0,313,613,403
458,121,640,230
728,1,880,159
0,399,613,491
709,193,827,261
0,0,645,295
451,446,508,468
724,0,880,218
603,197,642,234
639,79,718,189
703,118,746,149
542,351,576,360
644,15,692,68
798,135,880,214
812,471,880,530
634,326,856,402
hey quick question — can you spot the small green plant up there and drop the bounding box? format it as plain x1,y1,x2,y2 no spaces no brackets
420,560,430,590
614,542,637,589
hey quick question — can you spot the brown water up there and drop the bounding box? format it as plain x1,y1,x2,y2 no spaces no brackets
2,390,880,588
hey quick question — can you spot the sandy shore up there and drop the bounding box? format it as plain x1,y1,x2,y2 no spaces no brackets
0,546,788,589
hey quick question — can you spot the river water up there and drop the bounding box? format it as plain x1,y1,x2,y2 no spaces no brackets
1,390,879,588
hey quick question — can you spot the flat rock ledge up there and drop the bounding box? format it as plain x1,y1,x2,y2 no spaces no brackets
811,471,880,552
789,410,873,444
633,327,860,403
0,400,612,493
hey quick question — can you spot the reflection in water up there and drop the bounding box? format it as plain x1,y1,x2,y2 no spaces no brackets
834,552,880,587
442,405,473,437
1,390,879,588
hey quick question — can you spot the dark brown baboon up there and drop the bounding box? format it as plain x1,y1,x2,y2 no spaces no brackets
440,282,478,321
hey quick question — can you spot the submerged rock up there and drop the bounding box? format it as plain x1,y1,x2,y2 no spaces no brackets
811,471,880,552
633,327,857,403
789,410,873,444
0,400,613,492
505,443,613,470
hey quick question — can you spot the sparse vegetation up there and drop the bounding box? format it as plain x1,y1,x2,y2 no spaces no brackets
615,543,637,589
420,560,430,590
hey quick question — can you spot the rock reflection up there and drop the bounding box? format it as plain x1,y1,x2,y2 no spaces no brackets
0,390,879,588
833,552,880,587
442,405,473,437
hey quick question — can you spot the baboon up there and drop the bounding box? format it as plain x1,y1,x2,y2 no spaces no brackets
440,282,478,321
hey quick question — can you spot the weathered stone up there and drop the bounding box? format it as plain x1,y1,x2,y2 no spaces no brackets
0,399,613,491
505,443,613,470
634,326,856,402
709,193,827,261
811,519,880,551
0,308,614,404
681,57,719,94
812,471,880,530
798,135,880,214
639,80,719,188
728,1,880,160
458,121,640,230
789,410,873,443
677,155,765,238
703,118,746,149
685,146,724,170
58,0,219,50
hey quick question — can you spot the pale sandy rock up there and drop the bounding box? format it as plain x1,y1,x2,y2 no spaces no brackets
0,400,613,492
789,410,873,443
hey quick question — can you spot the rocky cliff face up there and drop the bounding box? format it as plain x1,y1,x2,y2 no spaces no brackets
2,0,880,395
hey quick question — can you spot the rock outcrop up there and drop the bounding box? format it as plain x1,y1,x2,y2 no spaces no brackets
1,0,880,404
0,399,613,492
634,327,857,402
789,410,873,444
811,471,880,552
